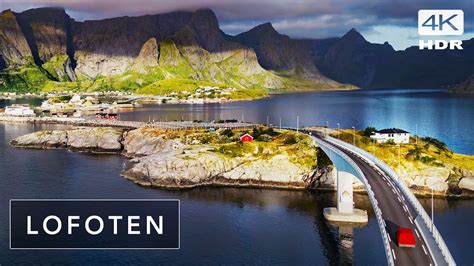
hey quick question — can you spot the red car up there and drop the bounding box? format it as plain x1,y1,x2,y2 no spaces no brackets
397,228,416,248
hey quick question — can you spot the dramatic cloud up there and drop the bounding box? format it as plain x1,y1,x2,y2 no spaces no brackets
1,0,473,50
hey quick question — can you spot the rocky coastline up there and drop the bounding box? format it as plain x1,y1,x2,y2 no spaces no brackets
10,127,323,190
9,126,474,197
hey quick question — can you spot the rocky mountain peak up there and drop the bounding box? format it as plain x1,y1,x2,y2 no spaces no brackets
20,7,67,16
190,8,219,31
341,28,367,44
255,22,277,32
242,22,279,39
187,8,225,52
1,9,13,16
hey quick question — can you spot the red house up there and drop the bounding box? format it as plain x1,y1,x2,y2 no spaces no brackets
240,133,253,143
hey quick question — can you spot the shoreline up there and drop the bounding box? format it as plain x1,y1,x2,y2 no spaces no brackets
0,115,258,130
0,86,358,105
7,123,474,199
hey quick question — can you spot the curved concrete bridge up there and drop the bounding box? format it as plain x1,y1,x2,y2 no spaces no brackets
307,130,455,266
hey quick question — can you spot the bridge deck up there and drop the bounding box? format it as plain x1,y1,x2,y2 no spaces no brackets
314,133,434,265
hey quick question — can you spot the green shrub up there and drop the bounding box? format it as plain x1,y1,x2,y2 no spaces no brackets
363,127,377,137
407,146,422,160
421,137,447,150
283,134,297,145
257,134,272,142
317,147,332,168
220,128,234,137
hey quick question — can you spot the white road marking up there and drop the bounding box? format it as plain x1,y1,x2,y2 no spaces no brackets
409,217,414,225
388,233,392,242
383,219,386,227
422,244,428,255
403,205,408,213
392,249,397,260
397,196,402,202
415,229,420,238
392,188,396,194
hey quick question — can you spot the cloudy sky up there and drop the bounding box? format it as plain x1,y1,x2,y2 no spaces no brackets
1,0,473,50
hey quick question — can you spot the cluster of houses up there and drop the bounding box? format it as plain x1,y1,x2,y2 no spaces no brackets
166,86,237,103
39,94,133,118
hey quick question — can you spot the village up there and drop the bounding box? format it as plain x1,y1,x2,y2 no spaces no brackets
0,86,240,119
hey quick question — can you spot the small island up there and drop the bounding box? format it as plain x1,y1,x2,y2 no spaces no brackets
10,124,474,197
10,126,326,189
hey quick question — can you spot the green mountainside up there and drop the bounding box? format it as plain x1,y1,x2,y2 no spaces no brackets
0,8,346,99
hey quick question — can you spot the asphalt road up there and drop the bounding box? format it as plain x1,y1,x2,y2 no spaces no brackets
313,133,433,265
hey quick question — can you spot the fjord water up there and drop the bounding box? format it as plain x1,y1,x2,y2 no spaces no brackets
120,88,474,154
0,88,473,264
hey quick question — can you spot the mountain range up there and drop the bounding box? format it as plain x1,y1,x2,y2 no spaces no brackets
0,7,473,96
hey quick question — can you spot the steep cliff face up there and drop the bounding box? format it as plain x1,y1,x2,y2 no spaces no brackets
0,10,32,67
132,38,159,71
16,8,69,63
72,11,192,79
232,23,311,74
15,8,74,81
307,29,395,88
0,7,344,93
304,29,474,88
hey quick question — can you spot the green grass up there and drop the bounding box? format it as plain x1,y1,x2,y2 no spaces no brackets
0,38,352,98
333,129,474,182
0,64,50,92
138,126,317,169
41,55,69,81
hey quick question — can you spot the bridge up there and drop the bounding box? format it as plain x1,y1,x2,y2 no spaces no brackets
304,130,455,266
119,96,171,104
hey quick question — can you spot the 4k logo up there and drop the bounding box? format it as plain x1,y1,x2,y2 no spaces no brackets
418,10,464,35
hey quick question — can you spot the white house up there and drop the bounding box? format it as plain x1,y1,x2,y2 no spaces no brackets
370,128,410,144
4,104,35,117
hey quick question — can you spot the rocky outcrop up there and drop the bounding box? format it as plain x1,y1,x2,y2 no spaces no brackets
122,127,184,157
450,74,474,93
121,127,317,189
10,127,123,153
122,145,317,189
66,127,123,153
11,126,321,189
133,38,159,70
459,177,474,191
10,130,67,148
311,165,365,191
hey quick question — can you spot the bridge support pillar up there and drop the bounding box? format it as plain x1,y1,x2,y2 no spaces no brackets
324,170,368,223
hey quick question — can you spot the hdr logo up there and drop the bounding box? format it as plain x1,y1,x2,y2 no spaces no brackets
418,10,464,50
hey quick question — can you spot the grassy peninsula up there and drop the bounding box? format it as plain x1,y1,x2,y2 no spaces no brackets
333,128,474,195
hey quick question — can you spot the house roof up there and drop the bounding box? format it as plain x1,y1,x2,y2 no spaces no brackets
240,133,253,139
376,128,409,134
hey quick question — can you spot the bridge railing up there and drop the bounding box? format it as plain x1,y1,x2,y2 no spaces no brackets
325,136,456,265
313,137,395,266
